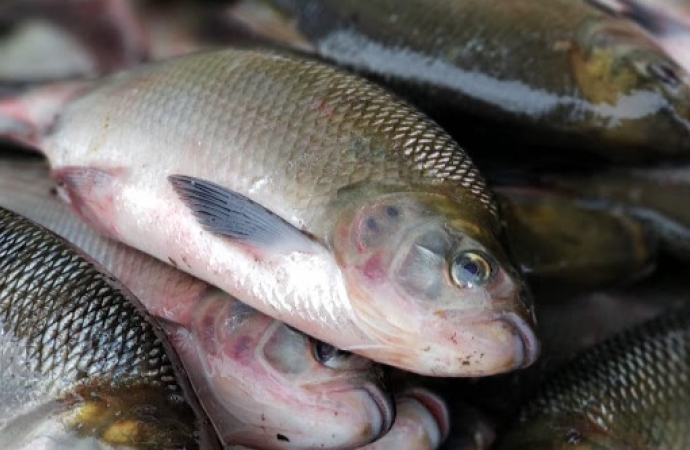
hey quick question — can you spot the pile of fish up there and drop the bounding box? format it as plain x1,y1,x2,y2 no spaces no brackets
0,0,690,448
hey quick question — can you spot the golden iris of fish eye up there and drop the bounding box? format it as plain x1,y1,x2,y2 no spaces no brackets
450,251,495,288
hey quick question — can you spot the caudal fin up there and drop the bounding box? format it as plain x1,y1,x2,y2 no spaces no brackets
0,79,90,152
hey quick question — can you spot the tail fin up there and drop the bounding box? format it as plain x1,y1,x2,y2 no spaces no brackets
0,78,91,152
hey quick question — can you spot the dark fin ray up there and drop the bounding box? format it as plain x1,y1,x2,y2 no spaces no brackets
169,174,318,254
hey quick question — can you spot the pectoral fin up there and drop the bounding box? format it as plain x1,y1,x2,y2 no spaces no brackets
169,174,318,254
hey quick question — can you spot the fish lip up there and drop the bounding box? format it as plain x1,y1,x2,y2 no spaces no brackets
360,382,395,439
400,388,450,442
502,312,540,368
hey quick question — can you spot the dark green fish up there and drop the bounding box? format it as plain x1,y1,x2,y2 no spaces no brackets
499,304,690,449
544,165,690,262
228,0,690,163
496,186,656,290
0,206,218,449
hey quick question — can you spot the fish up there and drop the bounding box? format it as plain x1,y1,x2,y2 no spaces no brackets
587,0,690,77
226,0,690,163
0,204,219,449
0,0,147,78
0,155,395,449
496,186,656,291
542,165,690,262
498,302,690,449
0,47,538,376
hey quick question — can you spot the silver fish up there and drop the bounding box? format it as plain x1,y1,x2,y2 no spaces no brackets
0,47,538,376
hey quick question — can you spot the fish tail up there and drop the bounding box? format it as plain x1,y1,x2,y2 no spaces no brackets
0,78,91,152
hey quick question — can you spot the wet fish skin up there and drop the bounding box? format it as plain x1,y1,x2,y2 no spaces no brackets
0,205,204,449
496,186,657,290
587,0,690,76
0,156,395,449
233,0,690,162
544,166,690,262
13,47,536,376
499,304,690,450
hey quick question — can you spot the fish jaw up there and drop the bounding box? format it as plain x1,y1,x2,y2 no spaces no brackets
340,293,539,376
359,388,450,450
167,291,393,448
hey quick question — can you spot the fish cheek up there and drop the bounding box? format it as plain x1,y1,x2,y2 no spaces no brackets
261,325,313,376
394,240,447,302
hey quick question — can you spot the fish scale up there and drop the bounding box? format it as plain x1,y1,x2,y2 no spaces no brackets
503,306,690,449
51,49,495,222
0,207,178,397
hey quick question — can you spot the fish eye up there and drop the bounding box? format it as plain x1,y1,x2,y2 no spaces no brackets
450,251,495,288
311,339,350,368
647,61,681,87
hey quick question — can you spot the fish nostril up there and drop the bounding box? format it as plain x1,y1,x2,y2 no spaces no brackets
503,313,540,368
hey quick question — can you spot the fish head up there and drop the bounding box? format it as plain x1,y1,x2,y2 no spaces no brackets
570,17,690,149
186,290,394,448
330,187,538,376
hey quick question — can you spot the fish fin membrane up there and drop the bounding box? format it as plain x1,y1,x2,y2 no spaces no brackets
169,174,318,254
51,166,122,240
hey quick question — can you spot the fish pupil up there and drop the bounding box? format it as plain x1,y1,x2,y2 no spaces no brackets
463,261,480,277
366,217,378,231
314,340,338,363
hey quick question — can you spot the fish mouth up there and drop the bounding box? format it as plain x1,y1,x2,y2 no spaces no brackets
502,312,540,368
401,388,450,442
360,382,395,439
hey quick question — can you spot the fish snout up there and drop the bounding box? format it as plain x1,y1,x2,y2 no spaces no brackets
502,311,540,369
359,380,396,440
